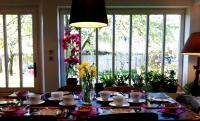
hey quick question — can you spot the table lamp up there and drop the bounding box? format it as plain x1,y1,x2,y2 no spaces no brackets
182,32,200,96
69,0,108,28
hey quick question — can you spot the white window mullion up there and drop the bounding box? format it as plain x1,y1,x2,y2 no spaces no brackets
18,15,23,88
3,15,9,88
112,15,115,75
129,15,132,86
145,15,150,73
96,29,98,83
161,14,166,74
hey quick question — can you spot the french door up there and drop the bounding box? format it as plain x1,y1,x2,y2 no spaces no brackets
0,9,39,93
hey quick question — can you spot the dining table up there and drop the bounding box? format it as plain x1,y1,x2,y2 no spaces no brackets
0,92,200,121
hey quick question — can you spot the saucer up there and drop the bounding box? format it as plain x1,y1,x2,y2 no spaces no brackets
109,102,130,107
128,99,146,103
23,100,45,105
59,101,76,106
48,97,62,101
96,97,113,101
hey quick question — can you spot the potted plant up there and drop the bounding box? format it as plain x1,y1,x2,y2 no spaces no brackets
115,71,129,86
62,27,80,85
149,72,168,92
132,74,144,88
166,70,178,93
99,71,116,87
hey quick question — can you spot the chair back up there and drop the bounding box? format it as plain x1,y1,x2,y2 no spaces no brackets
87,113,158,121
57,85,82,93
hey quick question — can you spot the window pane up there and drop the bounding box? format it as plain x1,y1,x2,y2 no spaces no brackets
148,15,163,73
132,15,146,74
0,15,6,87
6,15,20,87
165,15,181,75
115,15,130,83
21,15,34,87
81,28,96,64
98,15,113,79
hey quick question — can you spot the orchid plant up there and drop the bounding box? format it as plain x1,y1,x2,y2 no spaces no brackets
62,27,80,78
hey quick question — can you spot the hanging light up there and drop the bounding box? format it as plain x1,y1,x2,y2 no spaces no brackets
69,0,108,28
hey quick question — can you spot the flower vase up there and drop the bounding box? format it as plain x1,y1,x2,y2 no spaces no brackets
82,80,93,104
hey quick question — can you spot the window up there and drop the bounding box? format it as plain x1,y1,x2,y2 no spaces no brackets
0,9,38,91
59,8,184,85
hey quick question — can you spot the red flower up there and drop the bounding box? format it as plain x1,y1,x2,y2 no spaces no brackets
71,47,76,54
72,57,79,63
64,58,70,63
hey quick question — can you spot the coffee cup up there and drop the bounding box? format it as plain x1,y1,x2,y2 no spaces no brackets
99,91,110,101
130,90,142,102
113,96,124,106
62,95,74,105
28,94,41,104
51,91,63,100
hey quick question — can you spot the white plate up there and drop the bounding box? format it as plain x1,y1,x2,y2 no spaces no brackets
48,97,62,101
109,102,130,107
128,99,146,103
23,100,45,105
96,97,113,101
59,101,76,106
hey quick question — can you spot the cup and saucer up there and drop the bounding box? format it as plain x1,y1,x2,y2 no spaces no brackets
128,90,144,103
97,91,113,102
23,94,45,105
59,95,76,106
48,91,63,101
109,95,130,107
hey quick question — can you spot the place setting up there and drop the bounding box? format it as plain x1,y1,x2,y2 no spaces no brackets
23,94,45,105
96,91,113,102
59,95,76,106
109,95,130,107
48,91,64,101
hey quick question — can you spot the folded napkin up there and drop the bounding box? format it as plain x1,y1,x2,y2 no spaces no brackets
159,108,185,115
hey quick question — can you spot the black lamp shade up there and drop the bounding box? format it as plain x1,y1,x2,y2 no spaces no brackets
69,0,108,28
182,32,200,56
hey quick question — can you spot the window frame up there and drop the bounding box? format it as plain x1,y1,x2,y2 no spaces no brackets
59,8,185,87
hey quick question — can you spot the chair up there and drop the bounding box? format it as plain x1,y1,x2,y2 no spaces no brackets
0,116,57,121
57,85,82,93
87,113,158,121
103,86,135,93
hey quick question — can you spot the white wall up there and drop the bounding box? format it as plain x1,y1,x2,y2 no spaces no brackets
182,0,200,86
0,0,199,92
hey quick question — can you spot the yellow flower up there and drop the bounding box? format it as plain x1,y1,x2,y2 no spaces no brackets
79,69,85,78
90,66,96,77
77,64,82,71
82,61,89,69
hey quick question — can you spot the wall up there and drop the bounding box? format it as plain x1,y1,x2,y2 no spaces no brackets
182,0,200,86
0,0,199,92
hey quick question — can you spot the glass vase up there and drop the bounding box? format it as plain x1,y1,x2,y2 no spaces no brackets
82,80,93,104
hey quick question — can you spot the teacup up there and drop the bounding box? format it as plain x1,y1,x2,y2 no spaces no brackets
51,91,63,100
113,96,125,106
62,95,74,105
28,94,41,104
130,90,142,102
99,91,111,101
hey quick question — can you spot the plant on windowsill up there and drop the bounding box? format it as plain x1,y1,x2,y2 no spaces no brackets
115,71,129,86
165,70,178,93
62,27,80,85
99,71,116,87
